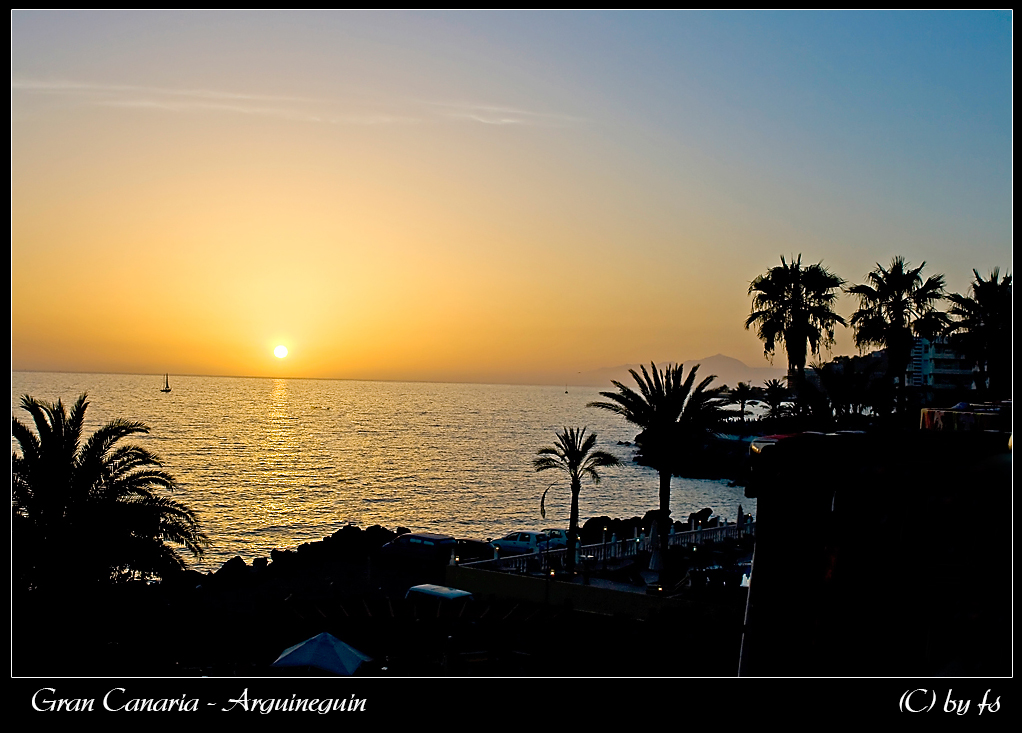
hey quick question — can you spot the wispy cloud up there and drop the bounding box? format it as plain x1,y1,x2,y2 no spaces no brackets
12,79,580,129
97,99,415,126
12,79,423,125
430,101,583,127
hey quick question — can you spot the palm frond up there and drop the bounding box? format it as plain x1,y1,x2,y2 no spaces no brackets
12,393,208,589
533,427,618,535
539,482,558,520
747,255,846,374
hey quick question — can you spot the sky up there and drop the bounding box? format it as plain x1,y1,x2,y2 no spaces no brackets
11,10,1013,385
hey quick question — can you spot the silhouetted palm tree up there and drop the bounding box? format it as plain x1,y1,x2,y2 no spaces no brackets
944,268,1012,399
730,382,755,430
12,393,209,591
535,427,619,575
847,257,947,414
762,378,789,420
811,359,876,424
588,363,726,530
746,255,847,388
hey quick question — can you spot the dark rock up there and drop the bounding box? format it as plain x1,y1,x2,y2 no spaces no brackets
580,516,613,544
213,555,250,585
270,548,296,567
331,523,364,544
689,508,714,527
157,567,206,592
365,525,397,551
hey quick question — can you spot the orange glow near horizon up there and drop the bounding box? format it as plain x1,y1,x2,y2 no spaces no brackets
10,12,1010,385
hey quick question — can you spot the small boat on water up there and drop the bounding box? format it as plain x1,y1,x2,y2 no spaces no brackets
161,374,172,393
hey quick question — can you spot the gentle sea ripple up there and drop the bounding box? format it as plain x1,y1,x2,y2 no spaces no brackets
12,372,756,573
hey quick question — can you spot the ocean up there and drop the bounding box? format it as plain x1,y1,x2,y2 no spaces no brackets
11,371,755,573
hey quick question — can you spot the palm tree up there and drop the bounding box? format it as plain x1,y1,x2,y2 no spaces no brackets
730,382,755,430
746,255,847,388
762,378,789,420
847,257,947,413
588,363,726,535
944,268,1012,399
806,360,845,425
811,359,873,424
535,427,619,575
12,393,209,591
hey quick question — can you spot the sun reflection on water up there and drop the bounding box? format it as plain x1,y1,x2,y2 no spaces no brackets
11,372,756,572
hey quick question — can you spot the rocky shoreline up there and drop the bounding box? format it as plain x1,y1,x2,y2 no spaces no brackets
14,510,753,677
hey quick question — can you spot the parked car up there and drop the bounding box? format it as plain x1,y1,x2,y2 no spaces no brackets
490,530,551,555
380,532,457,562
540,528,569,548
455,538,495,563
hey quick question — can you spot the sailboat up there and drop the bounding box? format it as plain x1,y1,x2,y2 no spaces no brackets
161,374,172,393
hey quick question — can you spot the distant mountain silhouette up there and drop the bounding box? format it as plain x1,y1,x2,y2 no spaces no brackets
576,354,785,390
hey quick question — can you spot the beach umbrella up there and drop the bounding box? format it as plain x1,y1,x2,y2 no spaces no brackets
272,632,371,676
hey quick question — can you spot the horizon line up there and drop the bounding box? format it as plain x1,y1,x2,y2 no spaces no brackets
10,367,625,390
10,353,805,391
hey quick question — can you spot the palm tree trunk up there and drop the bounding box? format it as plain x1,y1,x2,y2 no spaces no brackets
568,479,581,575
657,470,672,567
658,470,671,517
890,352,910,418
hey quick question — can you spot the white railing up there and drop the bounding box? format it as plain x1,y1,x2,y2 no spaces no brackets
461,522,755,573
668,523,753,546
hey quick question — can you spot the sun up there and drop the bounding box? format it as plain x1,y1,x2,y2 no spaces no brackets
274,345,288,358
